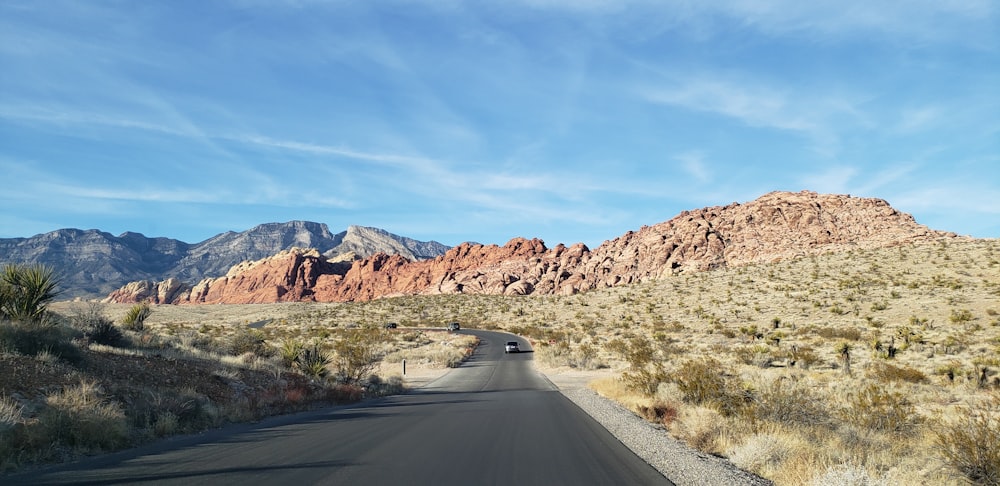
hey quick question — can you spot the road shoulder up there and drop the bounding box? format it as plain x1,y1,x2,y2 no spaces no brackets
538,366,773,486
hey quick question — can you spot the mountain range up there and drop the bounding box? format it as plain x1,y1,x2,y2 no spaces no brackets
0,223,449,299
104,191,960,305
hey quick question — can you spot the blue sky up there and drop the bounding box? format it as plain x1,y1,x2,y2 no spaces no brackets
2,1,998,248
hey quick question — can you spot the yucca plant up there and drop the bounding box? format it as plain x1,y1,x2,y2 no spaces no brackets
121,303,152,331
278,339,305,368
295,344,331,379
0,264,61,323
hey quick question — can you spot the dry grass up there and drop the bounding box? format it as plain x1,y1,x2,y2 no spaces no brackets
31,238,1000,484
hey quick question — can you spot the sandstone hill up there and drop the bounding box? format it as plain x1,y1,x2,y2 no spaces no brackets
0,222,448,299
106,191,957,305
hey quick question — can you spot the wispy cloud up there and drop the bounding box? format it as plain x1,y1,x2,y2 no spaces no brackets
674,151,712,183
0,104,192,138
639,74,861,156
227,134,437,170
894,106,943,134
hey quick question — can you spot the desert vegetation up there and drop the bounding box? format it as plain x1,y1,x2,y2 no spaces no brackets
0,264,477,472
573,239,998,486
3,238,998,484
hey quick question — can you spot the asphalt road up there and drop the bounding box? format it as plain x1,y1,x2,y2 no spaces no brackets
8,330,672,485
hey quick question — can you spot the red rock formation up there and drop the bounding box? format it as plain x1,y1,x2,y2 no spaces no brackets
106,191,956,304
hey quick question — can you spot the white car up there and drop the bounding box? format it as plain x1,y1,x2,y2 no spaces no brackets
505,341,520,353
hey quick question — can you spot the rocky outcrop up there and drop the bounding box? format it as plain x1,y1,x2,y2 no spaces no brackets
325,225,451,261
573,189,950,288
107,191,957,304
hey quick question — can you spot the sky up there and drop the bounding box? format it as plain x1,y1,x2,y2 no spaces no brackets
1,1,998,248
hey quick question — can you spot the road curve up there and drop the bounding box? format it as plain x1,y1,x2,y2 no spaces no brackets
8,330,672,485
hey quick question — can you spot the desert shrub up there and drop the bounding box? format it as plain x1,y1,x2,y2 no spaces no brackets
671,406,726,455
972,358,1000,389
728,433,793,476
177,329,214,352
152,411,180,438
325,383,364,403
541,340,607,370
158,388,217,431
735,344,773,368
816,327,862,341
868,362,928,384
747,378,832,428
623,366,668,397
0,319,81,363
671,358,747,416
333,329,386,384
381,336,476,369
444,350,469,368
366,375,404,397
936,361,963,383
538,339,571,365
570,342,604,370
791,345,820,369
38,381,130,452
120,303,151,332
229,327,270,357
809,463,888,486
839,383,918,434
0,395,24,434
0,395,26,470
949,309,975,325
637,400,679,426
614,335,668,396
933,395,1000,485
71,303,125,347
125,385,219,437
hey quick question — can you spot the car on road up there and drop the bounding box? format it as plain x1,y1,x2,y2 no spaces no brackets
505,341,520,353
447,322,460,331
384,322,398,329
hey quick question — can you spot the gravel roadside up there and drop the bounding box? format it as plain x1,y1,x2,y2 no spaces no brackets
540,369,774,486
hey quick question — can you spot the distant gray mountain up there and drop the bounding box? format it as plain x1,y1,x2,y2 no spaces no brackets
0,222,450,299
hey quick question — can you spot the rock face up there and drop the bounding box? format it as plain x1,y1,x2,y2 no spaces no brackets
0,222,449,299
107,191,957,304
